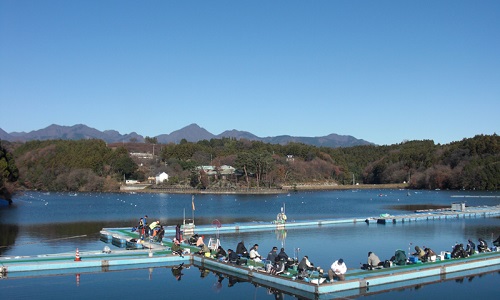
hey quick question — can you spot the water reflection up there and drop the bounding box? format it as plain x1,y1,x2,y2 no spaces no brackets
0,224,18,255
171,263,184,281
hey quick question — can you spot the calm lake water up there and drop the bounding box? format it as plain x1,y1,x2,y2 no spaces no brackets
1,189,499,299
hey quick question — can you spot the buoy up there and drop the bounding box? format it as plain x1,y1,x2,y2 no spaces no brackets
74,248,81,261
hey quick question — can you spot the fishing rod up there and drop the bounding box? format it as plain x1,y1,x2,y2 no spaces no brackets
0,234,87,248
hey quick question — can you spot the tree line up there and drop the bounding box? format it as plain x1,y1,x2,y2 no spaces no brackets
0,134,498,193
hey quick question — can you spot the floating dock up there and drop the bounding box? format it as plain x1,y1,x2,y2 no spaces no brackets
2,243,499,299
192,251,500,299
368,204,500,225
99,204,500,237
2,204,500,299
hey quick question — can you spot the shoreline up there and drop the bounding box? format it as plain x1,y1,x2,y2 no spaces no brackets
120,183,410,195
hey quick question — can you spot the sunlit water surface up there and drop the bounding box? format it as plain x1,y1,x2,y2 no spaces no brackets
1,189,499,299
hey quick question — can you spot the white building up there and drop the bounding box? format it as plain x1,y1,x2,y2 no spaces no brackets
155,172,169,184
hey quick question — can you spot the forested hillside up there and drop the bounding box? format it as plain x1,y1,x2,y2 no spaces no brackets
2,134,498,192
11,140,138,192
0,141,19,203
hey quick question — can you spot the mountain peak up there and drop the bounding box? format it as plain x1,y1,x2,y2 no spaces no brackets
0,123,373,147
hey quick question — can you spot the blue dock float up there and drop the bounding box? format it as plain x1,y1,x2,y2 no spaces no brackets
96,204,500,236
367,204,500,225
191,251,500,298
2,239,500,298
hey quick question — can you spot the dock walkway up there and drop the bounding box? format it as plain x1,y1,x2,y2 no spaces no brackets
2,204,500,298
102,204,500,237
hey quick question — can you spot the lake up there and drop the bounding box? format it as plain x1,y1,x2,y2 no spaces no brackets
1,189,499,299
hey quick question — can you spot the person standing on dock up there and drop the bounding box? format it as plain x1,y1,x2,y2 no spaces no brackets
328,258,346,282
175,224,182,243
148,220,159,236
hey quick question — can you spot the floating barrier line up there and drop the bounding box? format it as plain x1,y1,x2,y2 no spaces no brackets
0,235,87,249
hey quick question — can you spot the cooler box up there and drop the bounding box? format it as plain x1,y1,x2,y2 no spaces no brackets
444,252,451,259
409,256,420,263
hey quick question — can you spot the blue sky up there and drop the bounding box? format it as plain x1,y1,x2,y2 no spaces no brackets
1,0,499,145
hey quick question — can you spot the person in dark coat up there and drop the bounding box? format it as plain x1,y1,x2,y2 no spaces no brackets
277,248,289,261
226,249,239,263
267,246,278,262
175,224,182,242
297,255,315,272
466,239,476,256
477,238,490,253
236,241,249,258
494,235,500,247
215,245,227,259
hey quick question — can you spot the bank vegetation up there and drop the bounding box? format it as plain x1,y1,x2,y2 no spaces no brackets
0,134,498,196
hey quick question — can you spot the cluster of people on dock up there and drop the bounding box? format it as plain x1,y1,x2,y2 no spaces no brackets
130,214,499,286
361,236,499,271
451,237,498,258
188,239,348,283
132,215,165,244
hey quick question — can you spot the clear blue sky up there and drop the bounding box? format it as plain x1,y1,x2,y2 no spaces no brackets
1,0,499,145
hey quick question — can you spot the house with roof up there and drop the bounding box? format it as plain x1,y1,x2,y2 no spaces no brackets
155,172,169,184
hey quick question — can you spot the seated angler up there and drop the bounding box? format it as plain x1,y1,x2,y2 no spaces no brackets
215,245,227,259
226,249,239,264
236,240,249,258
451,243,468,258
363,252,384,270
493,235,500,247
277,248,289,261
390,249,407,266
269,256,286,275
297,255,316,273
266,246,278,263
423,247,437,262
249,244,263,262
171,239,184,258
477,238,491,253
197,243,210,256
466,239,476,256
412,246,426,260
328,258,347,282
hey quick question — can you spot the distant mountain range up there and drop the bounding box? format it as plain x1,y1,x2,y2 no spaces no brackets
0,123,373,148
